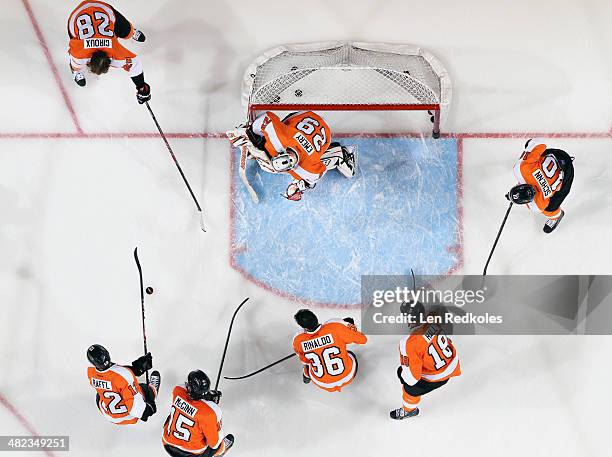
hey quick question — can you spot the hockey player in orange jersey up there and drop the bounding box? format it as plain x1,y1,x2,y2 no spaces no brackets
227,111,357,201
390,301,461,420
507,139,574,233
163,370,234,457
67,1,151,103
292,309,367,392
86,344,160,425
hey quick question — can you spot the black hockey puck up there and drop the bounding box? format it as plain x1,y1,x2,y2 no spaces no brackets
146,287,153,295
295,89,303,97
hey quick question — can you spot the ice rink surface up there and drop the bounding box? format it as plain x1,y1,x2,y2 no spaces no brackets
1,0,611,456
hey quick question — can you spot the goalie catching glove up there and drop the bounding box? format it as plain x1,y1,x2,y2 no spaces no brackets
284,179,315,201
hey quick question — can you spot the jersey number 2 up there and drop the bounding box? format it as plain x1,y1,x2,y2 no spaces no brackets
102,391,128,414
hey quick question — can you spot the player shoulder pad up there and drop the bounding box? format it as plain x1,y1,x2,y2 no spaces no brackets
202,398,223,421
111,365,138,386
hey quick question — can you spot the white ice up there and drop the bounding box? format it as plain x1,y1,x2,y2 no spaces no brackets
1,0,611,456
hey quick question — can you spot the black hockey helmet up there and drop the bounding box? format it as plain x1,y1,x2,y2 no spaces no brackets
294,309,319,332
87,344,112,371
186,370,211,401
400,300,426,328
508,184,536,204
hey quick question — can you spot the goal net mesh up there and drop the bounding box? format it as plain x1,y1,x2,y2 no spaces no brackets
242,42,451,132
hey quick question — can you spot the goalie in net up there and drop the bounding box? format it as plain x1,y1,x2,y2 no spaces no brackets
227,111,356,201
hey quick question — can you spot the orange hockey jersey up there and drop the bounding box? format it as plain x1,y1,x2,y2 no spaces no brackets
293,319,367,392
252,111,332,185
162,386,226,455
87,364,147,425
67,1,141,76
398,323,461,386
513,141,571,219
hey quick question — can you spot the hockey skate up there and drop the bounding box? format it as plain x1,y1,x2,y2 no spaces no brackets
150,370,161,394
219,434,235,456
73,72,86,87
390,407,420,420
132,28,146,42
543,210,564,233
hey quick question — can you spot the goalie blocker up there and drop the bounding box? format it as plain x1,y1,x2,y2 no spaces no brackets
227,111,357,202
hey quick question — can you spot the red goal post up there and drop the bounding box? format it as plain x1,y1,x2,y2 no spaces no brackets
242,42,452,138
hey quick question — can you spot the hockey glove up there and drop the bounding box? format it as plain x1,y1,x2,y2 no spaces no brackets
284,180,315,202
140,400,157,422
136,83,151,104
130,352,153,376
226,126,251,148
204,390,222,404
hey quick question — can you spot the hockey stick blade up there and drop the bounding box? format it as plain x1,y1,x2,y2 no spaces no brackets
224,353,296,380
145,102,207,231
214,297,250,390
199,210,207,232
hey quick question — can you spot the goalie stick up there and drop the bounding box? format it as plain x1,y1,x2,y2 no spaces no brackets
214,297,250,390
133,247,150,385
239,145,259,203
224,353,296,380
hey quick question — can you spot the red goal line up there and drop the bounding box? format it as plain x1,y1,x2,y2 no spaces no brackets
0,129,609,141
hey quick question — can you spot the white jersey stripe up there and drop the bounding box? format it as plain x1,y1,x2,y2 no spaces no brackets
421,355,460,381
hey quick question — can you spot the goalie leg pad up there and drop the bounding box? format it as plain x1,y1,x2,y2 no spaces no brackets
337,145,357,178
321,142,357,178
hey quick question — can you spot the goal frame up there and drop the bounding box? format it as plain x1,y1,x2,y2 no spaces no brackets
242,42,451,138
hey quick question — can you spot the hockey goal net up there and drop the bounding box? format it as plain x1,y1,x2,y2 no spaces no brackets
242,42,451,138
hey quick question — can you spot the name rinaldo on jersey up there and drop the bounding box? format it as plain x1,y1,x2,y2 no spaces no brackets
301,334,334,352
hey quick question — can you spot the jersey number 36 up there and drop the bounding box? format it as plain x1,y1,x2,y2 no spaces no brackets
305,346,345,377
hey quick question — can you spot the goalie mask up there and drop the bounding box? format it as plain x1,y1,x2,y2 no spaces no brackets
271,148,298,172
508,184,536,204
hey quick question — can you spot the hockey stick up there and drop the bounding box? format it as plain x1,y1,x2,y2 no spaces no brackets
214,297,250,390
238,145,259,203
483,202,513,276
145,101,207,232
224,353,296,380
133,247,149,385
